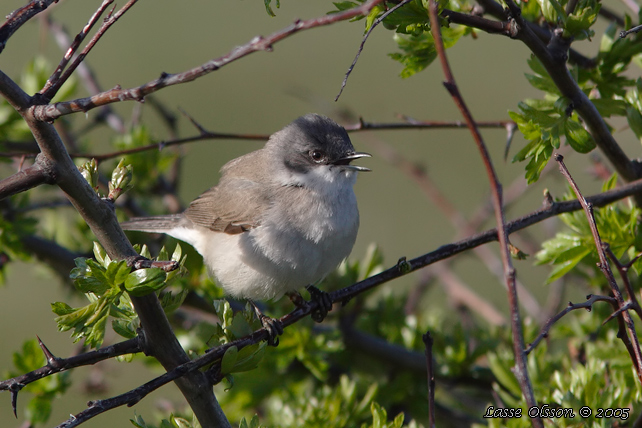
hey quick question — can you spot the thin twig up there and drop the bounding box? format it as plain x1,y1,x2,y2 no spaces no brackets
525,294,616,354
41,0,139,101
41,0,114,96
0,117,515,161
604,244,642,321
427,0,541,421
46,16,126,134
554,153,642,383
335,0,413,101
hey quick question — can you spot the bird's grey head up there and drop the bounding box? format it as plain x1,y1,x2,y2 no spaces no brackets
266,114,370,184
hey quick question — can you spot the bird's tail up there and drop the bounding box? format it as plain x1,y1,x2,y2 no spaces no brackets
120,214,184,233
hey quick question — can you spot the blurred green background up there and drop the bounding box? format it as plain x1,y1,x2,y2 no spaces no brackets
1,1,639,427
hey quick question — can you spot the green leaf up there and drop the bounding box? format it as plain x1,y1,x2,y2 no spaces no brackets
26,395,52,424
124,268,167,296
221,346,239,375
564,119,596,153
263,0,279,17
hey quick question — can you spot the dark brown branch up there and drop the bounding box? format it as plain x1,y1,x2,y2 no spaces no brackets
525,294,616,354
502,0,641,196
0,0,58,54
441,9,517,36
0,336,141,393
31,0,387,122
41,0,139,101
554,153,642,382
475,0,595,68
0,156,56,200
427,0,540,421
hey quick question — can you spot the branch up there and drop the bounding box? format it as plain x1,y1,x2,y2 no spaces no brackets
0,69,230,427
0,0,58,54
46,13,126,134
336,0,414,101
525,294,616,354
554,153,642,382
441,9,518,37
503,0,641,194
0,336,141,395
0,156,56,200
41,0,139,101
427,0,540,421
6,173,642,426
41,0,115,98
475,0,595,68
31,0,387,122
0,117,514,161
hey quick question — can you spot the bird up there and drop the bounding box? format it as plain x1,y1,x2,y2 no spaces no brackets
121,113,370,343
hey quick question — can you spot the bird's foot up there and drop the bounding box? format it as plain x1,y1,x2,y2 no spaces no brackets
306,285,333,323
250,301,283,347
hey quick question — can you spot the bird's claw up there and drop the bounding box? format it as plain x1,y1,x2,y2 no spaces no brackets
306,285,333,323
250,301,283,347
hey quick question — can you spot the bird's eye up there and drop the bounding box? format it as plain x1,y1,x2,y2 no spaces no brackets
309,150,326,163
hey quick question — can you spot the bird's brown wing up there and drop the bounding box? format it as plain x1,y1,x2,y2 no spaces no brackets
184,177,271,235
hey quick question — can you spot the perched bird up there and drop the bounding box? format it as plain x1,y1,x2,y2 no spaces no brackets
121,114,370,342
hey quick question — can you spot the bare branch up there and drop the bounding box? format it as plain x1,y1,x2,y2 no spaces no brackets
0,336,141,393
0,156,55,200
31,0,387,122
46,15,126,134
427,0,540,420
41,0,115,97
0,0,58,54
525,294,616,354
554,153,642,382
42,0,139,101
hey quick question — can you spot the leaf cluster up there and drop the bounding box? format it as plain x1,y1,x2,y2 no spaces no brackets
51,243,186,349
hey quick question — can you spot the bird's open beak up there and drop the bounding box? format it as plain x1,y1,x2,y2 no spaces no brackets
333,152,372,172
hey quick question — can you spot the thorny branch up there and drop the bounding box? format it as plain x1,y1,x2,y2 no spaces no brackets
554,154,642,383
427,0,541,423
525,294,617,355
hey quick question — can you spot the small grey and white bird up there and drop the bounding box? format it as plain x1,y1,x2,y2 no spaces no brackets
121,114,369,333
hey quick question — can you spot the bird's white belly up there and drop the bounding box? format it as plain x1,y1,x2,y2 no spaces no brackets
201,217,356,300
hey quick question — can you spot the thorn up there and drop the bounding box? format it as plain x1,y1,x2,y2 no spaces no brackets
9,382,24,418
37,335,59,367
178,107,209,135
